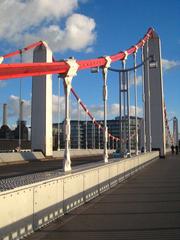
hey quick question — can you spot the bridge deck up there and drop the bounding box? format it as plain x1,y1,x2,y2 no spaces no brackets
27,154,180,240
0,155,104,179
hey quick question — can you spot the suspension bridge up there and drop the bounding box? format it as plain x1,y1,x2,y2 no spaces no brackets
0,28,179,240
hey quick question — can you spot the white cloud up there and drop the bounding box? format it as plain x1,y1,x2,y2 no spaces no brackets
107,103,142,118
0,0,96,53
29,14,96,52
3,93,143,127
121,73,142,88
7,95,31,121
0,0,78,39
7,95,20,118
52,94,65,122
70,102,142,121
162,59,180,71
129,75,142,87
6,94,66,123
129,105,142,117
85,47,94,53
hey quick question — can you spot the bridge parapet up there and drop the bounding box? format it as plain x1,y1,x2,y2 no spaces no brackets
0,151,159,240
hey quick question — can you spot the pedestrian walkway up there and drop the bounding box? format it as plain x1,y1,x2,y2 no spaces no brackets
27,154,180,240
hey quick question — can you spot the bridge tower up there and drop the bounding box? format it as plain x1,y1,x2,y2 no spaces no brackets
144,30,166,157
31,42,53,157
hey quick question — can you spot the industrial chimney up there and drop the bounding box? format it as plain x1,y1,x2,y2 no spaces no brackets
3,103,7,126
20,100,24,122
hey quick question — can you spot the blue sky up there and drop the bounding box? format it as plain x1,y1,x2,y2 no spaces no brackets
0,0,179,130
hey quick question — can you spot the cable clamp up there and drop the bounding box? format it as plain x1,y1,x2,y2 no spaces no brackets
134,45,138,53
64,58,79,87
19,49,23,55
142,39,145,46
104,56,112,69
65,58,79,78
147,33,150,39
0,56,4,64
123,51,128,60
102,56,111,83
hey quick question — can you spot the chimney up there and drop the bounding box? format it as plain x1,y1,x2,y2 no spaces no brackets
20,100,24,122
3,103,7,126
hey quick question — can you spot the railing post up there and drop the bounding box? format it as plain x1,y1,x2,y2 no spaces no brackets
102,56,111,163
63,58,79,172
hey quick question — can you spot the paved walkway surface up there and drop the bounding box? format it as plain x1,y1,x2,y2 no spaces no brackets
27,154,180,240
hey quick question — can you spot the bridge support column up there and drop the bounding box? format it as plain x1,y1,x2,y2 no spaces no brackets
144,31,166,157
102,56,111,163
31,42,53,157
63,58,79,172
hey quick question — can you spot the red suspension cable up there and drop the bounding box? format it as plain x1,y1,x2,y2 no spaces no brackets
3,41,43,59
0,28,154,80
71,87,120,142
71,86,138,144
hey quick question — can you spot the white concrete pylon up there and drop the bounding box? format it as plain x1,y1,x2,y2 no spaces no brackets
144,31,166,157
144,41,152,152
63,58,79,172
31,42,53,157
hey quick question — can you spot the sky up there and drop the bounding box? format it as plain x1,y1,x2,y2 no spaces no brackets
0,0,179,131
